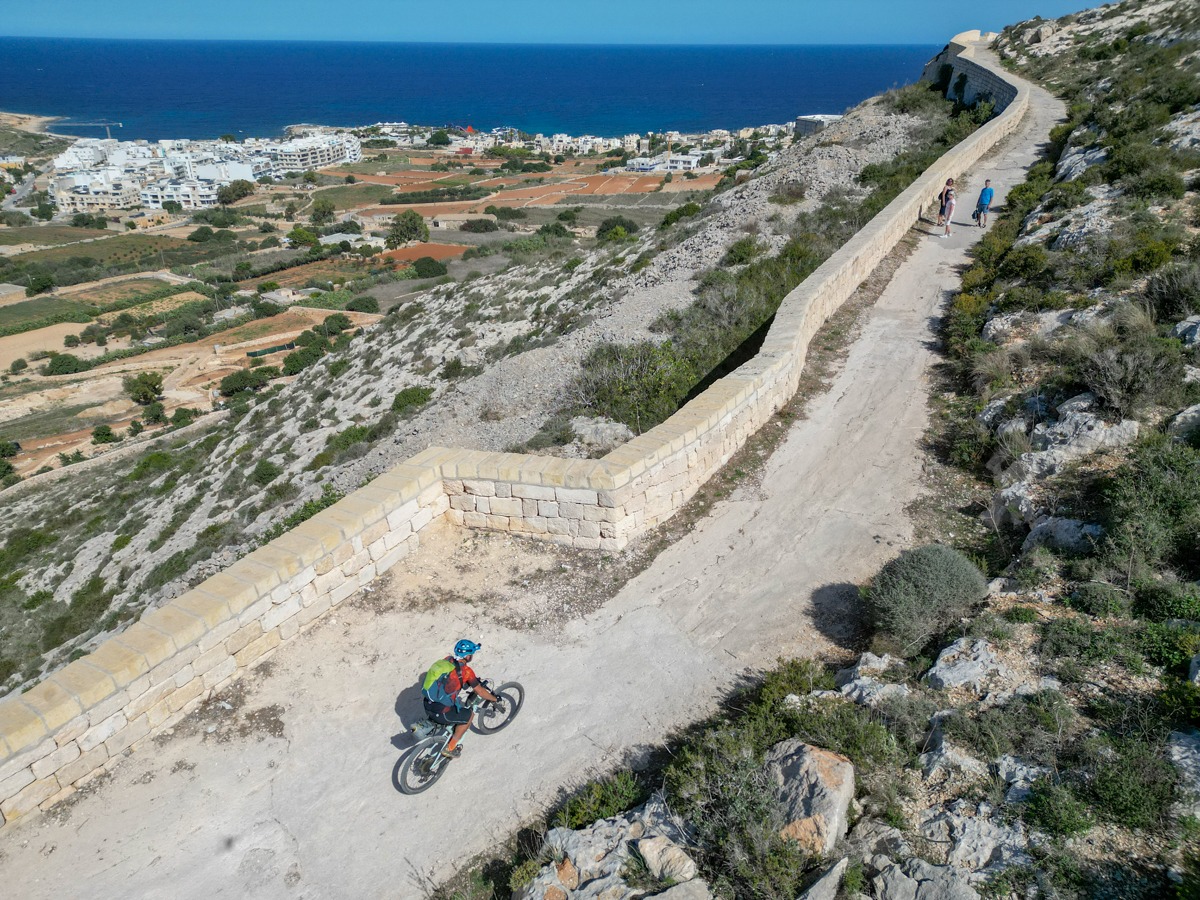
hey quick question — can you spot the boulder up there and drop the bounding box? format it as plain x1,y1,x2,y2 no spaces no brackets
1055,144,1108,183
848,818,912,860
1020,517,1103,554
799,857,849,900
836,652,901,686
570,415,635,454
987,481,1043,529
1030,411,1139,456
993,755,1050,803
925,639,1008,693
1190,653,1200,686
1031,23,1057,43
919,801,1031,876
633,835,697,883
652,881,712,900
515,794,702,900
835,653,911,707
919,730,988,781
871,856,980,900
1055,392,1096,416
1168,731,1200,820
841,678,911,707
1167,108,1200,153
1172,315,1200,347
975,397,1010,429
1169,404,1200,440
762,740,855,856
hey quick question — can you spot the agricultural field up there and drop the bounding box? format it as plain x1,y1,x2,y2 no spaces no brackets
380,243,467,262
10,234,193,267
95,290,208,324
0,295,90,330
237,257,375,289
65,277,175,305
312,182,396,210
0,226,110,247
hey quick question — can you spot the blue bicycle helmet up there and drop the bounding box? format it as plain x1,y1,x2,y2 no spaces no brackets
453,638,481,660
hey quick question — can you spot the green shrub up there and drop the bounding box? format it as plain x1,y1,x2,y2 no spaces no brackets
1145,263,1200,321
412,256,448,279
570,341,695,435
251,459,281,487
282,345,324,375
1101,438,1200,580
1025,779,1094,836
344,296,380,314
867,544,987,653
551,770,648,829
596,216,639,241
112,534,132,551
91,424,119,444
40,575,116,651
392,386,434,415
1135,622,1200,672
1159,678,1200,729
1133,580,1200,622
660,201,702,229
1085,739,1176,830
1003,605,1039,624
1068,582,1130,617
721,236,764,267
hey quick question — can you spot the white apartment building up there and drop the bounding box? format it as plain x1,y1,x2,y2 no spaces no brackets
54,173,142,211
665,152,705,172
139,178,220,209
264,134,362,171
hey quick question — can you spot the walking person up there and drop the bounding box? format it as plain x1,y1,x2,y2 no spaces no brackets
936,178,954,227
941,184,956,237
975,179,994,228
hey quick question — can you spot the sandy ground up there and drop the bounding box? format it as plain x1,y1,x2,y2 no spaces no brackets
0,62,1062,900
0,326,131,371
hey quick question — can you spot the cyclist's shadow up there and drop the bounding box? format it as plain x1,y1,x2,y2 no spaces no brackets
391,680,427,795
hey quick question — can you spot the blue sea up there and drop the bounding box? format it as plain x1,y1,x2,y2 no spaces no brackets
0,38,938,141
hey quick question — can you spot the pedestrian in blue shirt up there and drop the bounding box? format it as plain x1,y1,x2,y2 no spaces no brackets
975,179,994,228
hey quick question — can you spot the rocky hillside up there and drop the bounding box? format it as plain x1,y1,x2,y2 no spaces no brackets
435,2,1200,899
0,90,943,693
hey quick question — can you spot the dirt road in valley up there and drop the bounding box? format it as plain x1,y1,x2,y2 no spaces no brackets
0,69,1062,900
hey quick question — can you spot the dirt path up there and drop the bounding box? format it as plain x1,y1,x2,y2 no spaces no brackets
0,71,1063,900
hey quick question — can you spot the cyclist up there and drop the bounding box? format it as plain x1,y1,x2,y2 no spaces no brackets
422,639,500,758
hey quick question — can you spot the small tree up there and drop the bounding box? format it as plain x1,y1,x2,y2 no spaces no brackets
92,424,119,444
123,372,164,405
9,358,27,374
286,226,320,247
302,171,319,185
63,334,80,348
386,210,429,248
143,401,166,425
310,197,336,226
162,200,183,214
412,256,447,279
344,175,357,184
216,179,255,206
428,129,451,146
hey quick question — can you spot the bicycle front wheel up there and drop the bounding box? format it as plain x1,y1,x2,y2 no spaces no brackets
474,681,525,734
398,737,448,794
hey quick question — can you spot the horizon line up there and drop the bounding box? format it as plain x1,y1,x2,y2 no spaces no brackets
0,33,943,48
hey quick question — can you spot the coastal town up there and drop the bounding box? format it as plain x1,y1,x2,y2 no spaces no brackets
36,117,819,213
0,111,829,482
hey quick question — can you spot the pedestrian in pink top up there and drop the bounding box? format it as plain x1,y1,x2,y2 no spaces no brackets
941,185,956,237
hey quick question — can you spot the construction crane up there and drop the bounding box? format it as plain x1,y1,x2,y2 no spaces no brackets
67,120,124,140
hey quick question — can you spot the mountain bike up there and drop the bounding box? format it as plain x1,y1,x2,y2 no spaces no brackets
397,680,524,795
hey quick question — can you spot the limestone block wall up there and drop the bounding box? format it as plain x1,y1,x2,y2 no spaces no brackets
0,36,1030,822
0,471,447,822
922,31,1018,111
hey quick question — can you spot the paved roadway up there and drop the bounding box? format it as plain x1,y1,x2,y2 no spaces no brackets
0,62,1062,900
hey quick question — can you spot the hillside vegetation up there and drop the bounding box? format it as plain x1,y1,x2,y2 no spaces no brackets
433,2,1200,899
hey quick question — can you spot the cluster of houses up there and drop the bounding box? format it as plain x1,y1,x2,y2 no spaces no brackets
51,133,363,212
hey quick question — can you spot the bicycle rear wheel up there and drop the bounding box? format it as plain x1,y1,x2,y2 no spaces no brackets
398,737,448,794
474,681,524,734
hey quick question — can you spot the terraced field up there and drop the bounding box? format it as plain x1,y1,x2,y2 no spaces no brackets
0,226,110,246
